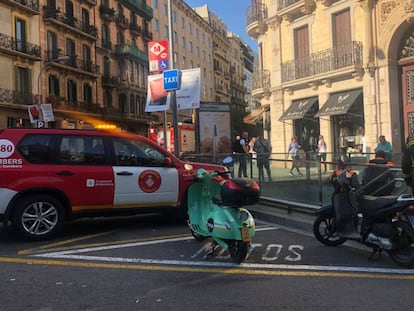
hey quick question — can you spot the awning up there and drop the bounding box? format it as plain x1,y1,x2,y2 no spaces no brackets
279,97,318,121
315,89,362,117
243,104,269,125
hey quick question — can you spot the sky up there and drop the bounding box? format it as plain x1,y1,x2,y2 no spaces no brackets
183,0,257,53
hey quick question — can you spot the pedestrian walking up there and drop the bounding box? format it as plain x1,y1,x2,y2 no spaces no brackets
317,134,327,172
238,131,249,178
249,136,257,164
288,136,303,176
253,133,272,182
375,135,392,161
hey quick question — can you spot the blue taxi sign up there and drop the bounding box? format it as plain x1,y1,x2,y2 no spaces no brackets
163,69,180,91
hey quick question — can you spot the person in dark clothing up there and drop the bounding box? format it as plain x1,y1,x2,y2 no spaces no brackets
402,133,414,194
329,155,360,193
253,133,272,182
232,135,243,154
237,132,249,178
362,150,396,196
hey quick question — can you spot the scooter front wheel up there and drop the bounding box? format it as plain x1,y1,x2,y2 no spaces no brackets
228,240,249,263
313,215,347,246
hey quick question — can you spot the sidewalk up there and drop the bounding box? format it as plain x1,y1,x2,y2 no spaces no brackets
233,160,335,207
234,160,408,232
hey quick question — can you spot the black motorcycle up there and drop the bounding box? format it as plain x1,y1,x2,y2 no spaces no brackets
313,170,414,267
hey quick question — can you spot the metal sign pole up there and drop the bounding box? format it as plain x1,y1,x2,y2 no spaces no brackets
167,0,180,157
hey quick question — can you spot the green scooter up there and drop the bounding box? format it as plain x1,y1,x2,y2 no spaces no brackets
187,160,259,263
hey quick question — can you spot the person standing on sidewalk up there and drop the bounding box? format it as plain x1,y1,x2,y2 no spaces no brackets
238,131,249,178
249,136,257,164
317,134,327,172
288,136,303,176
375,135,392,161
254,133,272,182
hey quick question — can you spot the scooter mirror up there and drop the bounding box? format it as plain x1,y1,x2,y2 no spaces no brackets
222,156,234,165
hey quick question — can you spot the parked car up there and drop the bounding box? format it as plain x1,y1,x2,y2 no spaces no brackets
0,128,227,241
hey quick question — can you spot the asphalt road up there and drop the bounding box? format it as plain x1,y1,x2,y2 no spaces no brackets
1,214,414,311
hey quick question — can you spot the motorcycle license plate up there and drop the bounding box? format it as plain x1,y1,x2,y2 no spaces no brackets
241,227,251,242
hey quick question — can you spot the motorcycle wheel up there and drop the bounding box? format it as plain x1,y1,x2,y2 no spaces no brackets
228,240,249,263
313,215,347,246
191,229,207,241
388,220,414,268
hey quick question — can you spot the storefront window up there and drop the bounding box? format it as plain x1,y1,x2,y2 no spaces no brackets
294,102,319,153
332,95,364,155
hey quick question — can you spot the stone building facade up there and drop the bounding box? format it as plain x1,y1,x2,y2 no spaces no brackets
247,0,414,161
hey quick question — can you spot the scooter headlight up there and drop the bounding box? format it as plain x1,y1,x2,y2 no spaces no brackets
239,210,249,222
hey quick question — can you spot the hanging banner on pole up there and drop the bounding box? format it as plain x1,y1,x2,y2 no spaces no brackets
27,105,40,123
41,104,55,122
145,74,171,112
176,68,201,110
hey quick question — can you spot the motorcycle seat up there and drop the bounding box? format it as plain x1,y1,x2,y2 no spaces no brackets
359,195,398,212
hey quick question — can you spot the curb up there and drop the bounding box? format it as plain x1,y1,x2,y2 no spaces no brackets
248,197,319,233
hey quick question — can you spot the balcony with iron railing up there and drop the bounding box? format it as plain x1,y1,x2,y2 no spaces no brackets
101,39,112,51
52,99,101,114
246,2,268,39
214,65,223,74
0,33,41,60
115,44,148,62
4,0,40,15
101,106,123,119
213,45,227,59
102,75,119,88
252,69,271,99
277,0,301,10
84,0,96,6
99,5,115,21
281,41,363,83
0,88,37,106
129,23,142,36
43,6,97,41
115,14,129,29
119,0,153,20
277,0,315,20
46,50,99,77
143,29,153,41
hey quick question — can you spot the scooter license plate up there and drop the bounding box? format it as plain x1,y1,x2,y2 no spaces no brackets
241,227,250,242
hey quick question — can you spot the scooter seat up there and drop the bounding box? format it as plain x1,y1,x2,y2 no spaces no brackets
359,195,398,212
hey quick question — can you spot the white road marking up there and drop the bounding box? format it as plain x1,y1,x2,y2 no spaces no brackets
31,226,414,276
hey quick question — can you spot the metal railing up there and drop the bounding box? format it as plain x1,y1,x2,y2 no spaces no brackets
277,0,300,10
0,88,37,105
0,33,41,58
43,6,98,38
180,151,408,207
246,2,268,26
281,41,363,82
252,69,271,89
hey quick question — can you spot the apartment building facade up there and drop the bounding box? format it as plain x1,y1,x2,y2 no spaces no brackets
0,0,252,135
0,0,153,134
194,5,233,105
247,0,414,159
151,0,214,123
0,0,42,129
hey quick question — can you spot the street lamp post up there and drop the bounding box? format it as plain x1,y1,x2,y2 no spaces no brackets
36,55,70,127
